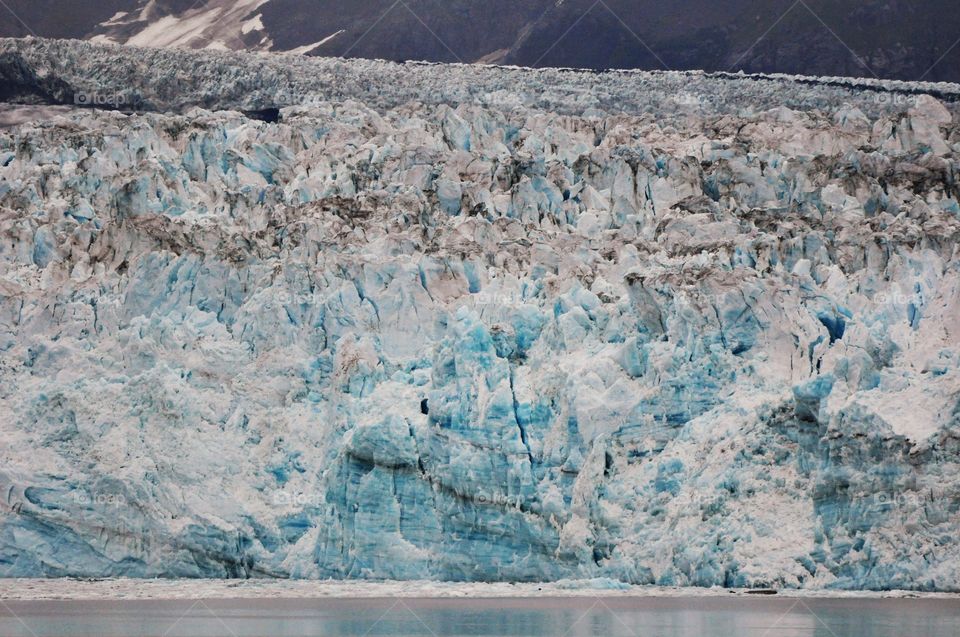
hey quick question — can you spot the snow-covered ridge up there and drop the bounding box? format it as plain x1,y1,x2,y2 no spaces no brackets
0,38,959,591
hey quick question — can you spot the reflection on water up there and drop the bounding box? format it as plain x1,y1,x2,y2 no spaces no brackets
1,596,959,637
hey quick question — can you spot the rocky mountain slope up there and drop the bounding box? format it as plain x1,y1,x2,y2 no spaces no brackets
1,1,959,81
0,38,959,589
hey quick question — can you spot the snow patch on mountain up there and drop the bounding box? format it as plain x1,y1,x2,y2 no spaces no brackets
286,30,345,55
241,14,265,36
94,0,271,50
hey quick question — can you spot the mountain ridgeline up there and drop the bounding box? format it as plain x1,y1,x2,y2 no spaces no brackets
0,0,959,81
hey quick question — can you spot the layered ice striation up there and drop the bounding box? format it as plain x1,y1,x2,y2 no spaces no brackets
1,38,960,590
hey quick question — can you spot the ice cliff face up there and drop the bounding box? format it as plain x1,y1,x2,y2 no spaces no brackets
1,39,960,590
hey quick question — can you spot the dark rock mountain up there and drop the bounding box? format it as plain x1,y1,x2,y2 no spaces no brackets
0,0,957,81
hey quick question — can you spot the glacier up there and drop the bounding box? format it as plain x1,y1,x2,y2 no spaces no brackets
0,38,960,590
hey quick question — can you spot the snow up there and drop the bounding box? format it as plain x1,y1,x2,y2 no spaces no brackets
204,40,231,51
101,11,130,26
125,13,222,48
0,37,959,592
86,34,117,45
110,0,271,50
850,379,954,442
241,14,264,35
285,30,345,55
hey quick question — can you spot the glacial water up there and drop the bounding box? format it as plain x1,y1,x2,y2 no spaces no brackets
1,597,959,637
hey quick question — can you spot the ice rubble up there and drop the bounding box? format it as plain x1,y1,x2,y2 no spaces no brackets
3,37,960,119
5,578,960,601
0,39,960,590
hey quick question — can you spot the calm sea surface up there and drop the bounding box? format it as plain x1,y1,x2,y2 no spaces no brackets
1,596,959,636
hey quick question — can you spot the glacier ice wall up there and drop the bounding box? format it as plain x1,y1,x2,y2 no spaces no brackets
1,39,960,590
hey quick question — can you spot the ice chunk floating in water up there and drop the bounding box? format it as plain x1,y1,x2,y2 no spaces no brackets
1,38,960,591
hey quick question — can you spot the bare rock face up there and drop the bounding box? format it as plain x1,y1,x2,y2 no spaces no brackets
1,38,960,590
